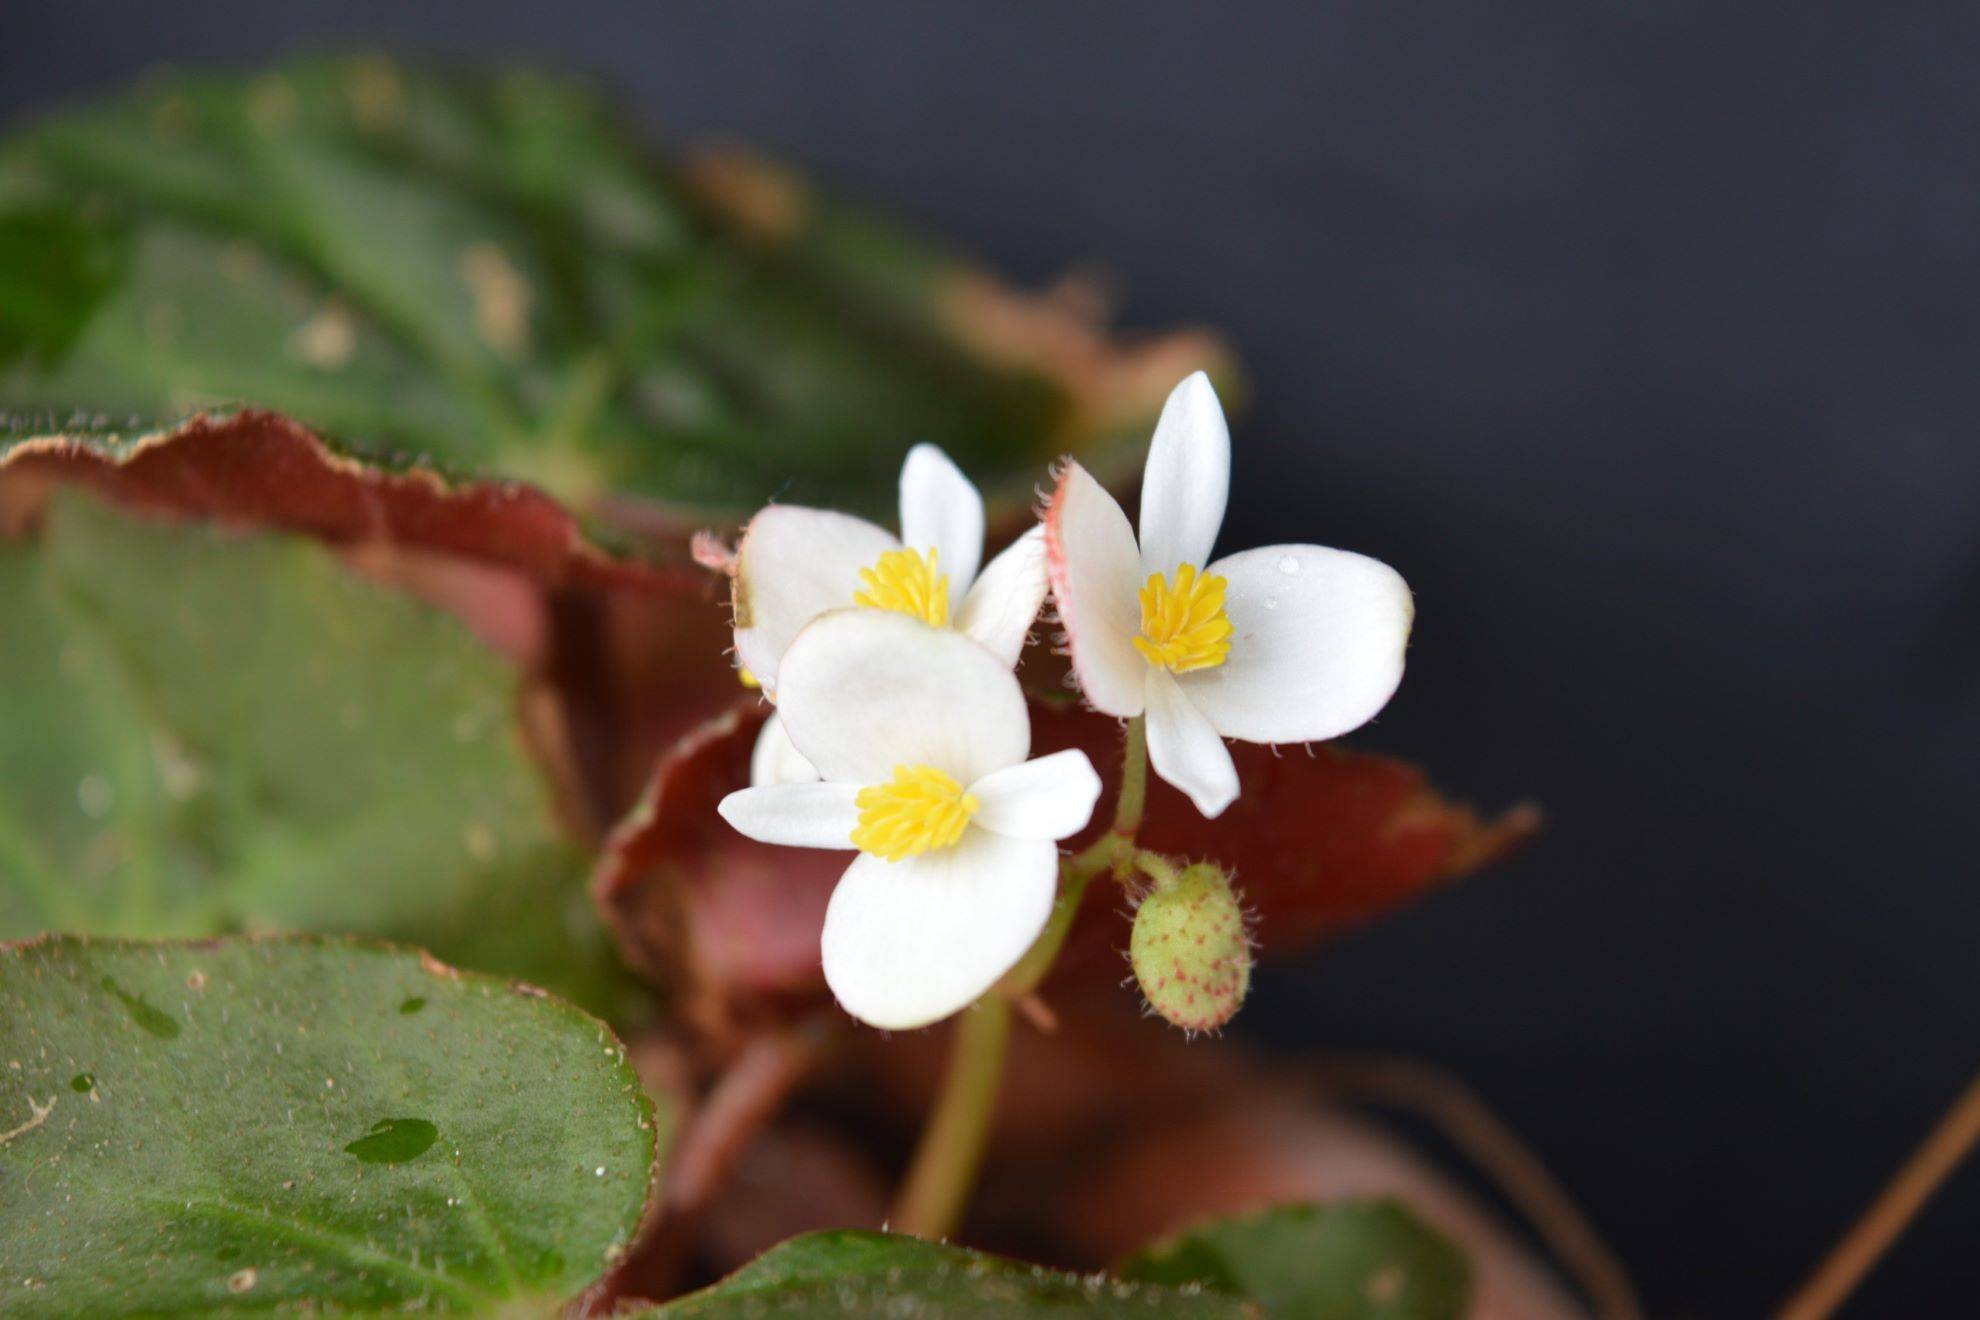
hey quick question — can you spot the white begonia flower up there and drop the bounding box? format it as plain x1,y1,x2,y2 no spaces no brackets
730,443,1050,786
717,609,1101,1030
1045,371,1414,819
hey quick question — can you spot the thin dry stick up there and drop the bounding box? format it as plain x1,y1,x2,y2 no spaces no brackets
1313,1056,1642,1320
666,1024,830,1215
1778,1069,1980,1320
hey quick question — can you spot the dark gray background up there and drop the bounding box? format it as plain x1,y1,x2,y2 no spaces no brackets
7,4,1977,1314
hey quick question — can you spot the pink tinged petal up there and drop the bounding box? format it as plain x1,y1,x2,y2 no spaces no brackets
732,505,899,695
717,782,862,849
1044,460,1149,718
749,710,821,786
1137,371,1231,576
820,830,1059,1029
968,749,1103,841
1179,544,1414,745
954,524,1048,666
776,609,1030,787
898,443,985,597
1145,669,1240,818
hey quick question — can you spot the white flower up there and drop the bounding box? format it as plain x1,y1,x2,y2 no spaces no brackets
1045,372,1413,818
730,443,1049,785
718,609,1101,1030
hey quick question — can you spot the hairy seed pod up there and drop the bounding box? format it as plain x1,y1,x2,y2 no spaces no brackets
1129,861,1251,1033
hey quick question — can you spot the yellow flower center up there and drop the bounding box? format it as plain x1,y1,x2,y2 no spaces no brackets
1133,563,1233,674
851,764,978,862
854,547,951,628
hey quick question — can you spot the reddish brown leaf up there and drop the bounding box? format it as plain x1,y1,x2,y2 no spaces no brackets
593,688,1535,1033
0,410,702,596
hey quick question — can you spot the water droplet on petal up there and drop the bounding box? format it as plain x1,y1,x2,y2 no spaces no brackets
1262,596,1278,610
1277,554,1300,575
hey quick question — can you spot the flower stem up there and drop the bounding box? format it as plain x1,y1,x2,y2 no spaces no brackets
890,994,1012,1240
1779,1068,1980,1319
892,717,1150,1239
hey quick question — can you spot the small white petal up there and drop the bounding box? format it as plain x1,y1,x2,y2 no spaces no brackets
1180,544,1413,745
968,749,1102,840
1137,371,1230,576
1145,669,1240,818
954,524,1048,666
777,610,1030,787
899,443,985,598
717,782,862,849
749,711,821,786
1044,460,1148,717
732,505,899,695
821,829,1058,1029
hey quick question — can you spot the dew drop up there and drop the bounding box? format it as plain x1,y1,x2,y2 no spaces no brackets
397,996,427,1016
1262,596,1278,611
70,1072,95,1093
594,1166,606,1177
1277,554,1300,575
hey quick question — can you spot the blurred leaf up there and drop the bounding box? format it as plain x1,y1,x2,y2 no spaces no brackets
0,492,625,1011
0,934,659,1316
0,56,1230,522
645,1230,1249,1317
1120,1201,1469,1320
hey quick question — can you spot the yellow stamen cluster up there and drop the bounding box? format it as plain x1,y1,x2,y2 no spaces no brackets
854,547,950,628
1133,563,1233,674
850,763,978,861
736,666,760,689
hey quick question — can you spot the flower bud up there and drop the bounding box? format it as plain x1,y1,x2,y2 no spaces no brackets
1129,861,1251,1033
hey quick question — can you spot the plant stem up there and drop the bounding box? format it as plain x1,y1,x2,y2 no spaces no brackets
891,717,1150,1239
1779,1069,1980,1319
890,994,1012,1240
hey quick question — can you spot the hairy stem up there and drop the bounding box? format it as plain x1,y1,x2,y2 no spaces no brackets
1779,1069,1980,1320
890,994,1013,1240
893,717,1149,1239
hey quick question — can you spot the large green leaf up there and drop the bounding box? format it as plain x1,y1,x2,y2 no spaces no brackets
648,1230,1251,1317
0,55,1226,520
0,492,623,1012
0,934,659,1316
1119,1202,1470,1320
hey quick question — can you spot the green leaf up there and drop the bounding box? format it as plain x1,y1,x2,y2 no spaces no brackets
647,1231,1252,1317
0,55,1228,520
1119,1202,1470,1320
0,492,625,1013
0,934,660,1316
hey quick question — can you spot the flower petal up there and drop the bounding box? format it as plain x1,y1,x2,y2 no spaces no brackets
1137,371,1230,575
954,524,1048,666
777,609,1030,787
732,506,900,695
1044,460,1148,717
968,748,1102,840
821,829,1058,1029
717,782,862,849
750,710,821,786
899,443,985,598
1180,544,1413,745
1145,669,1240,818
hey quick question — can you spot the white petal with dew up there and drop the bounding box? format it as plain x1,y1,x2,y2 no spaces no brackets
968,749,1103,840
899,443,984,598
777,610,1030,787
1044,461,1148,717
717,782,862,849
1145,669,1240,818
1179,544,1413,745
749,711,821,786
821,829,1059,1029
732,506,899,695
955,525,1048,666
1137,371,1230,576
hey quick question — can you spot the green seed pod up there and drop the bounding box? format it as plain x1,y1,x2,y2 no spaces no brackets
1129,860,1251,1033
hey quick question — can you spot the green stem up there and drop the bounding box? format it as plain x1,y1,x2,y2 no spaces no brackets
892,717,1150,1238
890,995,1012,1240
